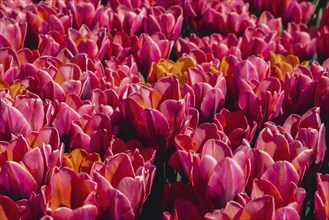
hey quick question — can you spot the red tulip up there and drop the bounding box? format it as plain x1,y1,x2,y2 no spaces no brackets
0,196,21,219
214,108,256,150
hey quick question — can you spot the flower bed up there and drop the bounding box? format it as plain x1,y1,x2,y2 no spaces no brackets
0,0,328,219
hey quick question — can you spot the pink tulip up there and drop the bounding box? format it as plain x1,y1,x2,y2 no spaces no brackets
249,0,314,24
65,25,108,59
284,65,317,115
314,75,329,120
238,77,284,127
70,113,115,156
104,55,142,96
67,0,103,30
0,18,27,51
169,122,231,177
132,33,174,74
123,76,187,148
0,47,20,81
281,107,326,169
240,25,277,60
26,3,72,42
254,124,313,180
0,161,37,201
106,32,133,61
145,5,183,40
42,167,98,218
91,152,156,219
13,96,45,131
191,0,255,36
252,161,306,211
184,65,226,122
235,196,275,219
50,102,80,137
176,33,241,62
278,22,316,61
224,55,269,101
314,173,329,220
316,27,329,63
37,32,64,56
0,99,31,141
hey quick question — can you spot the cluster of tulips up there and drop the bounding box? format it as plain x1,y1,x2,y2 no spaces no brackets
0,0,329,219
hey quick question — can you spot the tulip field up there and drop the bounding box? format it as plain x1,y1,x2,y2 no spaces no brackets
1,0,329,219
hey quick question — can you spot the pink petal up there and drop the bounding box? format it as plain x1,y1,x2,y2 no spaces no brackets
0,161,37,200
207,157,245,208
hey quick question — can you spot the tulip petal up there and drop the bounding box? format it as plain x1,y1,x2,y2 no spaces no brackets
207,157,245,208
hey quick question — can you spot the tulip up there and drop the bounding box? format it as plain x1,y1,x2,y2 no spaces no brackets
111,6,146,36
69,113,115,156
0,161,37,201
0,47,20,81
147,56,196,85
176,33,241,62
238,77,284,127
223,55,269,105
316,28,329,63
191,0,255,36
106,32,133,61
249,0,314,24
132,33,174,74
314,173,329,220
145,5,183,40
0,195,21,219
65,25,108,59
104,55,142,97
42,167,98,218
314,75,329,121
91,152,156,219
255,124,313,180
0,18,27,51
26,3,72,43
13,96,45,131
63,148,101,174
50,102,80,137
235,196,275,220
240,25,277,60
169,123,231,178
281,107,326,169
279,22,316,61
123,76,188,148
186,65,227,122
214,108,256,150
67,0,103,30
37,32,64,56
0,99,31,141
268,52,301,82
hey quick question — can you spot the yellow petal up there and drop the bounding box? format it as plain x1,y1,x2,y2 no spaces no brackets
9,83,26,98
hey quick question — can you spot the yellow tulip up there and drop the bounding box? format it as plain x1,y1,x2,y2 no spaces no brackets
147,56,196,85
